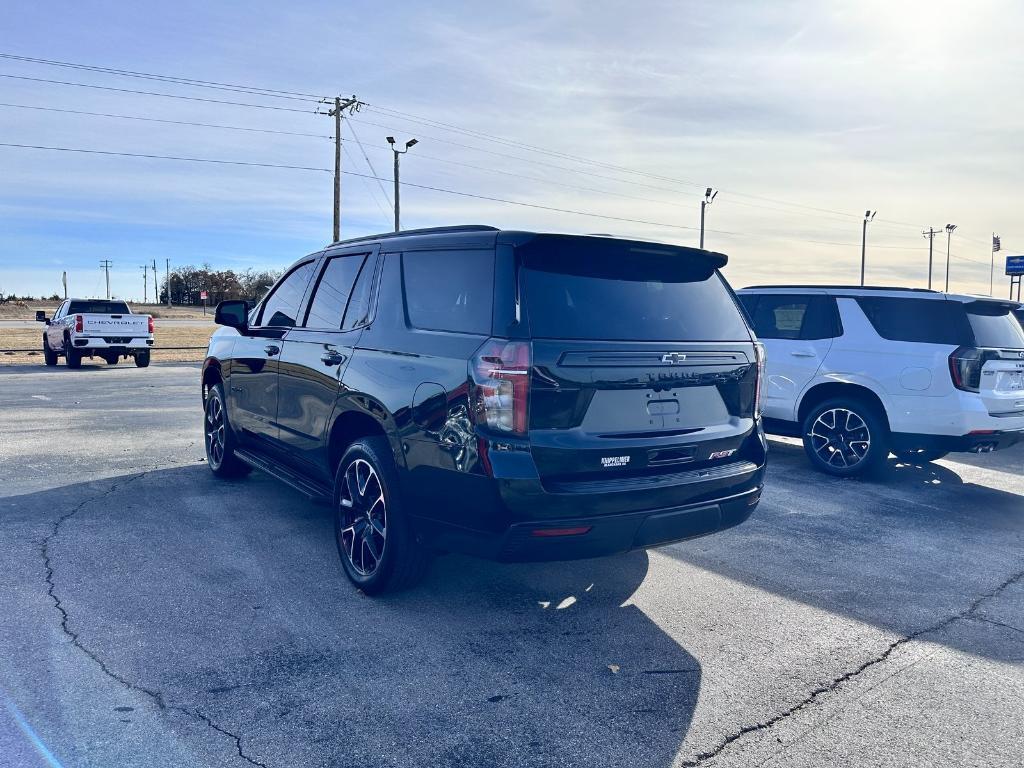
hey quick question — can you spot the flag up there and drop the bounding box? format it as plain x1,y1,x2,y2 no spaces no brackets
992,235,1001,252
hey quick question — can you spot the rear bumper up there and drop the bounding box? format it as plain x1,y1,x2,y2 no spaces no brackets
890,428,1024,453
71,336,153,351
495,486,762,562
412,426,767,562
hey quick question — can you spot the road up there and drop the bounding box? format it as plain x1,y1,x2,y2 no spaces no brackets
0,363,1021,768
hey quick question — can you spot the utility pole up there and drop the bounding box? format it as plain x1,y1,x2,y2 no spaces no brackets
944,224,957,293
860,210,876,286
923,228,938,289
152,260,158,305
700,188,718,249
319,95,360,242
165,258,171,307
140,265,148,303
386,136,418,232
100,260,112,300
991,233,1000,297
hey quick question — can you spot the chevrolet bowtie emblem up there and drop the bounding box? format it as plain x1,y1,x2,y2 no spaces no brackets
661,353,687,364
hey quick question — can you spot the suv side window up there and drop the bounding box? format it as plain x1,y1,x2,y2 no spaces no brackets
748,294,839,340
750,294,808,340
303,254,368,330
257,261,315,328
342,255,378,331
856,297,970,345
402,250,493,334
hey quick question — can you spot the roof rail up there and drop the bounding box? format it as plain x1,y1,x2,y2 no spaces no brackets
326,225,499,248
741,284,938,293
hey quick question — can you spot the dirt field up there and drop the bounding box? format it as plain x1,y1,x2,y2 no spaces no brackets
0,324,214,365
0,301,214,320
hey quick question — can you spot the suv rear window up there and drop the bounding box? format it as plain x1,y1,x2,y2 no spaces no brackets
519,240,750,341
403,250,494,334
856,297,971,345
966,302,1024,348
67,300,131,314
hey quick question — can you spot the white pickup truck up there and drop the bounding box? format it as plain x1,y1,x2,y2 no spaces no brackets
37,298,154,368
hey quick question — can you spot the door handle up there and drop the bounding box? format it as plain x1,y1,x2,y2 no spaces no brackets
321,350,346,367
264,344,280,357
790,351,815,358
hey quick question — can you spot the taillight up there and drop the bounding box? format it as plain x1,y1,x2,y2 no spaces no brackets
148,316,154,334
949,346,985,392
754,341,766,418
469,339,531,436
74,315,83,333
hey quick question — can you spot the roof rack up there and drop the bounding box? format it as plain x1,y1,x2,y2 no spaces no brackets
326,225,499,248
742,284,938,293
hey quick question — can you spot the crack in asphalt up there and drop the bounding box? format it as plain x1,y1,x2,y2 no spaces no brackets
678,567,1024,767
39,468,269,768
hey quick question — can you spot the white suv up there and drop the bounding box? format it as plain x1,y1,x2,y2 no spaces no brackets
736,286,1024,476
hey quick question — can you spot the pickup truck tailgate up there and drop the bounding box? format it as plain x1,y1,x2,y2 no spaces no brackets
79,313,150,336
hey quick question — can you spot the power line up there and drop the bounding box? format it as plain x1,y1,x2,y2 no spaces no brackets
341,142,391,227
0,102,331,138
0,52,327,101
0,142,331,172
0,140,1002,259
0,74,317,113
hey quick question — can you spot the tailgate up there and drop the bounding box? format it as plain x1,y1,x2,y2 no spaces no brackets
80,313,150,336
530,340,758,481
980,351,1024,415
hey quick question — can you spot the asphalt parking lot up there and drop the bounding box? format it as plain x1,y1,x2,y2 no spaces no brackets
1,362,1022,768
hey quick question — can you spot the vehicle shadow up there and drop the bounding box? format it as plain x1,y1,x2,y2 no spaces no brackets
663,438,1024,662
1,466,700,768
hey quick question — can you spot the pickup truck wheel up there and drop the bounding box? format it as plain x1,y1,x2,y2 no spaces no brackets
63,339,82,369
802,397,889,477
204,383,251,478
42,337,57,366
333,436,430,595
134,351,151,368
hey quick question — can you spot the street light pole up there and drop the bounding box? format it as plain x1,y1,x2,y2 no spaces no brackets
944,224,957,293
700,188,717,249
860,210,876,287
386,136,418,232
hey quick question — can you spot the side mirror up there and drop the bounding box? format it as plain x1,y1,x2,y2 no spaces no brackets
214,300,249,332
35,310,49,324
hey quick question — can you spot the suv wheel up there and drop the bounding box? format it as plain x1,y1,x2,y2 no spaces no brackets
802,397,889,477
334,436,430,594
42,337,58,366
64,338,82,369
204,383,251,478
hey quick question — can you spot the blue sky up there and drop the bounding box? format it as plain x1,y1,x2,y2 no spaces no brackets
2,0,1022,300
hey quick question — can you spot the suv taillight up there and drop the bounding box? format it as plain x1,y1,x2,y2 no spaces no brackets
74,315,83,333
469,339,531,436
949,346,988,392
148,316,154,334
754,341,766,418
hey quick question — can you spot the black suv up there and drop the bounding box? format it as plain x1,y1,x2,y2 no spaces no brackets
201,226,767,593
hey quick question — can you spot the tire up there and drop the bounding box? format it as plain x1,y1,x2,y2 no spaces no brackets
104,353,120,365
64,338,82,369
42,336,57,366
134,351,151,368
802,397,889,477
894,449,949,463
333,436,430,595
203,383,251,479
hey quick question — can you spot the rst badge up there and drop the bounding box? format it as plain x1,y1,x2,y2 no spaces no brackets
709,449,737,460
601,455,631,468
